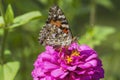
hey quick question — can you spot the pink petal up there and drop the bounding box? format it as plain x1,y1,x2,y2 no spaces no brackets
68,42,78,50
75,70,86,74
45,46,54,54
44,61,58,70
78,63,92,69
40,53,57,62
87,59,97,67
67,66,77,71
34,58,42,67
80,45,92,51
88,71,94,75
40,53,52,59
78,60,97,69
86,54,98,61
33,78,39,80
32,68,44,77
60,72,69,79
51,68,64,77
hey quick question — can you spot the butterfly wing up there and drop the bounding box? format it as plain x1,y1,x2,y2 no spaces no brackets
39,5,73,47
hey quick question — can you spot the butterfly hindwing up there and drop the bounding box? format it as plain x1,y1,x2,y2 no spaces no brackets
39,5,73,47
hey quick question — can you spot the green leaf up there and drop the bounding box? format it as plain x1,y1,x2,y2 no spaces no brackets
0,16,4,28
96,0,113,9
78,25,115,48
5,49,11,55
0,61,20,80
39,0,48,4
5,4,14,24
9,11,41,29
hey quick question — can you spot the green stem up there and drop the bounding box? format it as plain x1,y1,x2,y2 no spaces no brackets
0,0,8,65
0,29,8,64
89,0,96,27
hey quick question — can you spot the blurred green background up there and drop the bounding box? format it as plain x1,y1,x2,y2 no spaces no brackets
0,0,120,80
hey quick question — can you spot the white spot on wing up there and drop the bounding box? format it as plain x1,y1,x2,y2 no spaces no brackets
58,28,62,33
62,24,69,28
58,15,65,19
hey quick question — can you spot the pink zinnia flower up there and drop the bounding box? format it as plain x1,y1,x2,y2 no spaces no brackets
31,42,104,80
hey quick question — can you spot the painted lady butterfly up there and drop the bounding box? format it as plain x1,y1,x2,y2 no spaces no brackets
39,5,75,47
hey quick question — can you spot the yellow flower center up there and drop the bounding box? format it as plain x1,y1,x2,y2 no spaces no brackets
66,56,72,64
71,50,80,56
65,50,80,64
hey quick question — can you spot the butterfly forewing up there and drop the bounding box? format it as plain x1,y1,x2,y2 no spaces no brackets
39,5,73,47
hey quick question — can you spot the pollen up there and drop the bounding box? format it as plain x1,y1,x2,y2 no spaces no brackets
71,50,80,56
50,20,61,27
66,56,72,64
